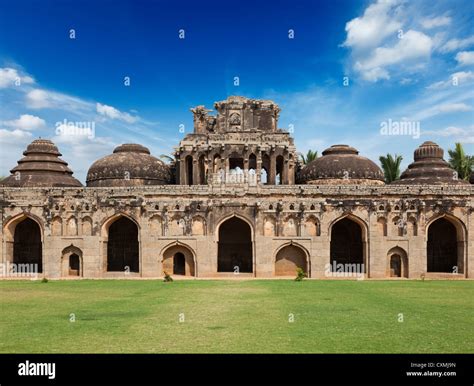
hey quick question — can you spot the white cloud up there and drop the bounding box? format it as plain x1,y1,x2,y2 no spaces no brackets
422,126,474,143
455,51,474,66
354,30,432,82
342,1,443,82
96,103,137,123
25,88,93,114
3,114,46,131
420,16,451,29
0,128,33,141
0,68,34,88
426,71,474,89
0,129,33,175
26,89,52,108
437,103,472,113
439,35,474,53
343,0,403,51
410,101,473,121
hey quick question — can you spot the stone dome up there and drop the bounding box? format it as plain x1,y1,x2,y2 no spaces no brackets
1,139,82,187
298,144,384,185
86,144,171,187
392,141,469,185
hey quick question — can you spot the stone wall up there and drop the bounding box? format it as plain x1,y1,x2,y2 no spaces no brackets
1,183,473,279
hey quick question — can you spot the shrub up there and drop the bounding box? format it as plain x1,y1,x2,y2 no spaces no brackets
41,277,48,283
295,268,307,281
163,271,174,282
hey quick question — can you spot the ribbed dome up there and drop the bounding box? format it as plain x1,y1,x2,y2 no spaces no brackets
1,139,82,187
86,143,171,187
393,141,469,185
298,144,384,185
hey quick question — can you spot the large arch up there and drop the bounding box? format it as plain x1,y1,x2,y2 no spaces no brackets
426,215,466,274
274,242,309,276
161,242,196,277
13,217,43,273
3,213,44,275
217,215,253,273
387,246,408,278
329,214,368,274
102,214,140,273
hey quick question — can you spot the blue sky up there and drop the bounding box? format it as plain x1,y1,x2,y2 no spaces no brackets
0,0,473,183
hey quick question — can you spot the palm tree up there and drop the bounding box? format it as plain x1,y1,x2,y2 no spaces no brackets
448,142,473,181
160,154,175,164
299,150,318,165
379,153,403,183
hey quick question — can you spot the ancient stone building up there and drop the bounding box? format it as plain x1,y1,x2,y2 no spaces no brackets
1,96,473,279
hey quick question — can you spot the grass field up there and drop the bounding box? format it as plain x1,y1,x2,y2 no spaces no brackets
0,279,472,353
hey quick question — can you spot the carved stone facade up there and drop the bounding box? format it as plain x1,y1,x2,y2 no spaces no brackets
1,96,473,279
177,96,296,186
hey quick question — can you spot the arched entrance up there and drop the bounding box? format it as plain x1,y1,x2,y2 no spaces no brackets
162,244,195,276
218,217,253,273
427,218,459,273
61,246,83,277
13,218,42,273
275,244,308,276
330,217,365,273
387,247,408,278
107,217,139,272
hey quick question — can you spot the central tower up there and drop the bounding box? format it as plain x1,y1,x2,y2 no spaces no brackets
175,96,297,185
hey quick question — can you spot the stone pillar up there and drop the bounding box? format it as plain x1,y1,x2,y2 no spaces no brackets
179,156,186,185
288,162,295,185
282,158,289,185
256,153,262,184
193,155,199,186
269,154,276,185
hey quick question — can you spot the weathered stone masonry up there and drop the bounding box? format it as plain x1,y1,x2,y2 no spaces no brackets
1,96,473,279
1,183,472,279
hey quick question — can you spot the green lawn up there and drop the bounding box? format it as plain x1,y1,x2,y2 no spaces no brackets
0,279,472,353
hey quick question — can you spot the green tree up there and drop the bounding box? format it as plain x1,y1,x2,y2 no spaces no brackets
448,142,473,181
299,150,318,165
379,153,403,183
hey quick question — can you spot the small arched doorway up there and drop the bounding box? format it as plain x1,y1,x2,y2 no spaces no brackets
218,217,253,273
13,218,43,273
330,217,364,273
387,247,408,278
427,218,459,273
61,246,83,277
107,217,139,273
162,244,195,276
275,244,308,276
